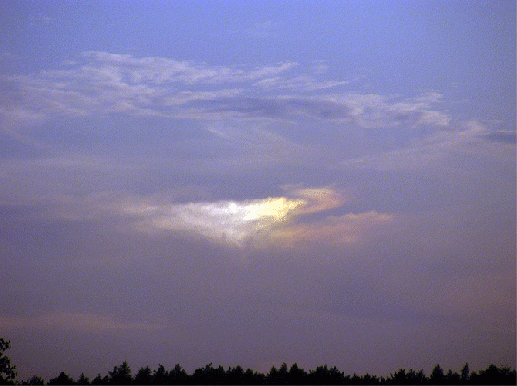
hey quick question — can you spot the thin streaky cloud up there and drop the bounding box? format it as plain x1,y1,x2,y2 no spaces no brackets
341,120,514,171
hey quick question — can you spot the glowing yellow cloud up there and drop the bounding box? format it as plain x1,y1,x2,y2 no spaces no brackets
118,187,392,247
122,196,306,244
244,197,305,221
290,187,345,214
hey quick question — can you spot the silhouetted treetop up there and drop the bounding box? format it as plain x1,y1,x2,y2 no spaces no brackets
0,339,17,385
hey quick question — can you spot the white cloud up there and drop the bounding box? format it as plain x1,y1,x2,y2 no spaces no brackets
204,122,305,156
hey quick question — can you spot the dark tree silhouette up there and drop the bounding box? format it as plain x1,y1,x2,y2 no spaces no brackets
108,362,132,385
445,369,460,384
225,365,248,385
152,364,167,385
48,371,76,385
266,365,279,385
430,364,445,385
461,362,470,384
3,341,515,386
387,368,426,385
245,368,264,384
21,375,45,385
166,364,189,384
192,363,227,385
91,374,109,385
288,363,307,385
76,372,90,385
387,368,409,384
469,364,516,385
0,339,16,385
273,362,289,384
307,365,344,384
134,366,152,385
212,365,227,385
361,372,381,385
410,369,427,385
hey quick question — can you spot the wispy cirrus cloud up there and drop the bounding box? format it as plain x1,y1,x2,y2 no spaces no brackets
2,51,456,155
342,120,515,171
0,51,351,140
323,92,451,128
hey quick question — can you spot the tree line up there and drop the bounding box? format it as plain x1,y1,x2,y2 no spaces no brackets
1,339,515,385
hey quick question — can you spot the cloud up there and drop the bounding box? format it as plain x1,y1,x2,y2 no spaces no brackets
31,185,393,249
324,92,451,128
173,91,448,125
341,120,514,171
266,211,394,247
1,51,351,127
80,51,299,86
122,196,307,243
482,130,516,144
2,52,456,163
286,187,346,214
252,75,349,92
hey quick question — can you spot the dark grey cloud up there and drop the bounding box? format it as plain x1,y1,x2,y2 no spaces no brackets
189,96,352,120
482,130,517,144
185,95,448,127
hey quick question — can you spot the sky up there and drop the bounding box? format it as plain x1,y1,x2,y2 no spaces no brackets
0,0,515,381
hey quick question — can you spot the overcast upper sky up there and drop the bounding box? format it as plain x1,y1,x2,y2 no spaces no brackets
0,0,515,381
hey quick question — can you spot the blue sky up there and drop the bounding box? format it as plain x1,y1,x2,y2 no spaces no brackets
0,0,515,381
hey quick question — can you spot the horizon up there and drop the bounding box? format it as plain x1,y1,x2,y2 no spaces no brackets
0,0,515,381
5,354,516,384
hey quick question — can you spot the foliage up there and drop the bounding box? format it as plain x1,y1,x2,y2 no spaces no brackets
76,373,89,385
48,372,76,385
20,375,45,385
35,362,508,385
107,361,132,385
15,362,517,385
0,339,17,385
2,336,514,385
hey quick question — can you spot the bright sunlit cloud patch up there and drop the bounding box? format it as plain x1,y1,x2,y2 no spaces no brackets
122,196,307,244
116,187,390,247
